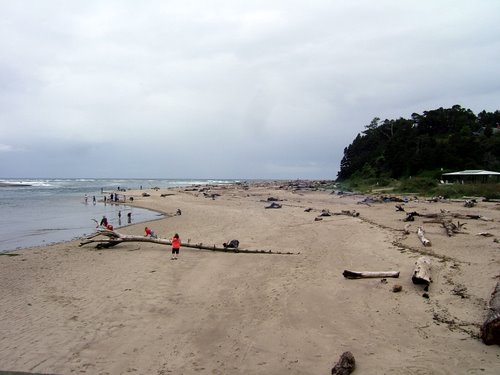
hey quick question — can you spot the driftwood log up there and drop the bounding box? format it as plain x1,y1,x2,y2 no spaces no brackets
464,199,476,208
331,351,355,375
401,210,492,222
417,226,431,247
79,229,298,255
338,210,359,217
481,281,500,345
403,223,411,235
442,220,466,236
265,202,282,209
317,209,359,218
343,270,400,279
412,256,432,285
403,211,420,222
423,219,466,236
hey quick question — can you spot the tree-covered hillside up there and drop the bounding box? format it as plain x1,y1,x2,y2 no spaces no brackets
337,105,500,180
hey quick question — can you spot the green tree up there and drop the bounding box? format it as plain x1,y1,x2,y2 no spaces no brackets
337,105,500,181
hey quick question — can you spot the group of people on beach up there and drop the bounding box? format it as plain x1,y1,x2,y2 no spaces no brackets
145,226,181,260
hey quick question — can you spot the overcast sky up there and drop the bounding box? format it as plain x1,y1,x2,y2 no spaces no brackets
1,1,499,179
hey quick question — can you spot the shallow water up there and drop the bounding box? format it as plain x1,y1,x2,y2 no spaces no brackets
0,178,236,253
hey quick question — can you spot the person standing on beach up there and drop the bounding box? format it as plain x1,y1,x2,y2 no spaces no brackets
100,216,108,227
170,233,181,260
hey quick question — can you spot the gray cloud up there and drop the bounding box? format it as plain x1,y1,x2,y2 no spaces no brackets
1,0,499,179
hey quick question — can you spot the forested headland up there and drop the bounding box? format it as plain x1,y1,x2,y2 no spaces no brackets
336,105,500,197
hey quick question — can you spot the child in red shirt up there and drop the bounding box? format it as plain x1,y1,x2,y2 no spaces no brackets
171,233,181,260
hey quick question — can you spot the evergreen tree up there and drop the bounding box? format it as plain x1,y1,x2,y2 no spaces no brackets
337,105,499,180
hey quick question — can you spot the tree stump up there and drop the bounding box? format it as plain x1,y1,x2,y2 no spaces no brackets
331,351,355,375
412,256,432,285
481,281,500,345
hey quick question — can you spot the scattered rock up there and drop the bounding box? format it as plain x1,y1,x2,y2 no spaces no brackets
392,285,403,293
265,202,282,209
331,351,355,375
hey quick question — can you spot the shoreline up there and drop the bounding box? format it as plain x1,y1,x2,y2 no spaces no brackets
1,181,499,374
0,199,167,255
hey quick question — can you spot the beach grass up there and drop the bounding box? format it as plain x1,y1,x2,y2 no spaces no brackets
338,177,500,199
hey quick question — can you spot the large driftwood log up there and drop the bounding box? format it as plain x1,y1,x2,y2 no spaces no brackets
417,226,431,247
412,256,432,285
331,351,355,375
481,281,500,345
80,230,298,255
343,270,400,279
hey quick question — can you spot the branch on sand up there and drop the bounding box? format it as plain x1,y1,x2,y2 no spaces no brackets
79,229,299,255
417,226,431,247
343,270,400,279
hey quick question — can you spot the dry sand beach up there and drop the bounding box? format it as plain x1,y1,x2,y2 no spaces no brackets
1,181,499,374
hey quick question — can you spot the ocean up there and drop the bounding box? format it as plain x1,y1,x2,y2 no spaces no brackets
0,178,236,253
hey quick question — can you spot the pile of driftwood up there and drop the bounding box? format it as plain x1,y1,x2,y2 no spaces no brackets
398,204,495,247
400,205,491,227
344,244,500,344
79,229,298,255
343,256,431,288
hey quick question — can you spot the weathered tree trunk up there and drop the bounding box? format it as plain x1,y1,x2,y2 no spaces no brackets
343,270,400,279
412,256,432,285
442,220,466,236
481,282,500,345
417,226,431,246
79,230,298,255
331,351,355,375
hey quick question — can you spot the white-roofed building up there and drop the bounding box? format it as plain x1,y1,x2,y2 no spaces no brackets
441,170,500,183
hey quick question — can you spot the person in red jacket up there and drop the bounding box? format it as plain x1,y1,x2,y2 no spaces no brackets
171,233,181,260
144,227,157,238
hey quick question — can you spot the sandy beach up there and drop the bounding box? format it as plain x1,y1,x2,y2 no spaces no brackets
1,181,499,374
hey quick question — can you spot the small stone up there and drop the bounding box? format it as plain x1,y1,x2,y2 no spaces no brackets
392,285,403,293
